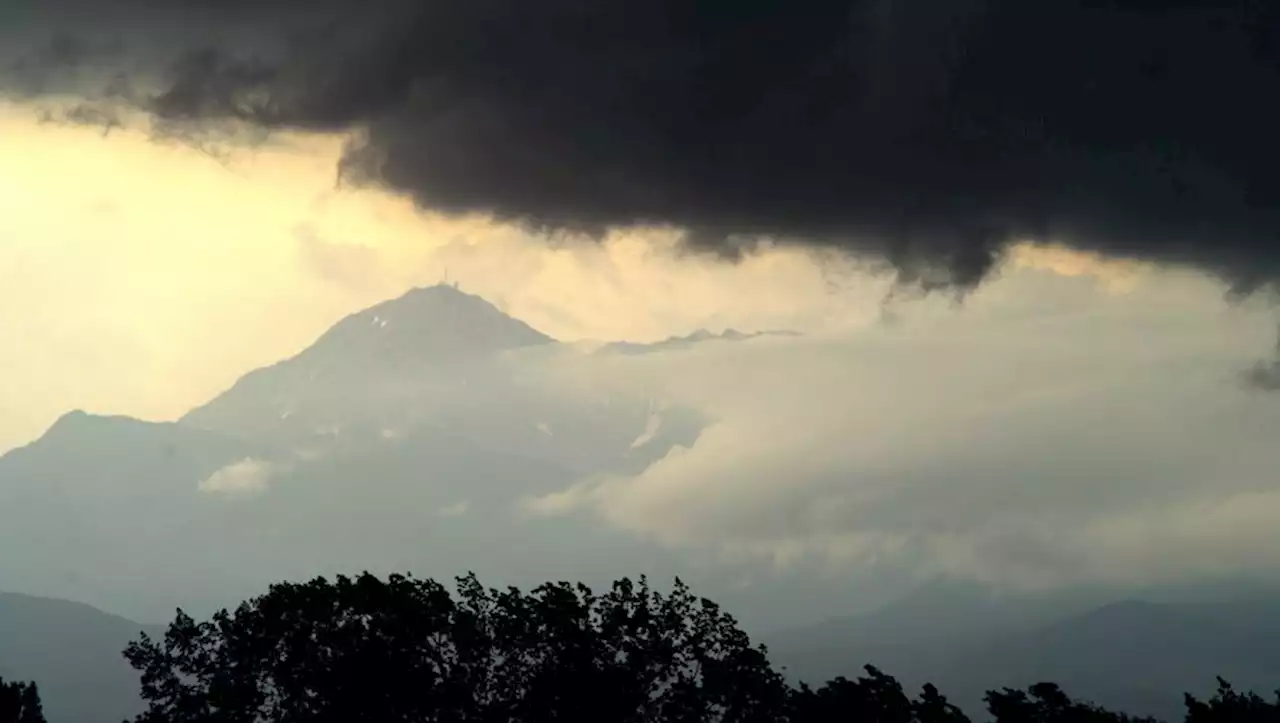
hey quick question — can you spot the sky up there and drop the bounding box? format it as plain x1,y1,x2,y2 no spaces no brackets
3,0,1280,607
3,100,1268,451
0,102,885,451
4,96,1280,602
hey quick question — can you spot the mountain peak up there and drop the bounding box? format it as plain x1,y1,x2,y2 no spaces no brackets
49,408,91,429
179,284,556,439
371,283,496,317
306,283,554,365
41,410,138,441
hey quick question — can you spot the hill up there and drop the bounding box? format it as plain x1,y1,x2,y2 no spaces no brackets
0,412,265,614
766,581,1280,721
0,592,156,723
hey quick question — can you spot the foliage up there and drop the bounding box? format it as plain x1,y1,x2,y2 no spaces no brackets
1184,678,1280,723
984,682,1160,723
117,571,1280,723
0,677,44,723
789,666,971,723
124,572,790,723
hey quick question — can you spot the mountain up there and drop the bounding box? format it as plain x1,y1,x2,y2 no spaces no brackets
598,328,800,356
944,598,1280,719
766,580,1280,721
0,412,264,614
179,284,704,473
764,577,1104,699
181,284,556,445
0,284,707,622
0,592,157,723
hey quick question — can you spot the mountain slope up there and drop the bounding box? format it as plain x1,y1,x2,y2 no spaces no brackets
0,411,264,614
764,578,1100,694
177,282,704,479
0,592,158,723
181,284,555,444
768,585,1280,721
0,285,705,622
919,599,1280,720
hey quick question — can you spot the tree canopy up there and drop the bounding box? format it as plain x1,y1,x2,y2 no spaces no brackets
125,572,791,723
0,678,44,723
107,571,1280,723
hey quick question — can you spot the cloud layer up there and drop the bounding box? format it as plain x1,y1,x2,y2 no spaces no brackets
528,266,1280,590
4,0,1279,292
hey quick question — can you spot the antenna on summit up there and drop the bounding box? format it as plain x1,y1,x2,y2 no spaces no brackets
441,267,460,290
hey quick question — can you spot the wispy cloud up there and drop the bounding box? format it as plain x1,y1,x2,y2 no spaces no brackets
527,267,1280,590
199,458,277,498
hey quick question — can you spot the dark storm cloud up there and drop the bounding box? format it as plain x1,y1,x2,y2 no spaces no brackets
4,0,1280,291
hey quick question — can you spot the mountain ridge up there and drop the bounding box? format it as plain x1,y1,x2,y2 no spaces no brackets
180,284,556,440
0,591,157,723
766,581,1280,722
599,327,801,356
0,283,708,624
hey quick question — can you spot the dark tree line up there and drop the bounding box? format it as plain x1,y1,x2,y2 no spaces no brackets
4,573,1279,723
0,678,43,723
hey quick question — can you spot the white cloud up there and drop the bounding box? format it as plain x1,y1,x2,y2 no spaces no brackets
528,265,1280,590
437,500,471,518
198,458,277,498
522,483,596,519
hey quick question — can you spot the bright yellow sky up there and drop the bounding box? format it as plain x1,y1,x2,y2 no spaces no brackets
0,100,1157,452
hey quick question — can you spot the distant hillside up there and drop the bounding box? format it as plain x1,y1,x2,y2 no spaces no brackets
0,411,265,614
0,592,157,723
766,582,1280,722
941,598,1280,720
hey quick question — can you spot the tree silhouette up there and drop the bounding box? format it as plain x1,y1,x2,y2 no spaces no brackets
0,678,44,723
124,572,790,723
788,665,972,723
984,682,1160,723
1184,678,1280,723
121,570,1280,723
